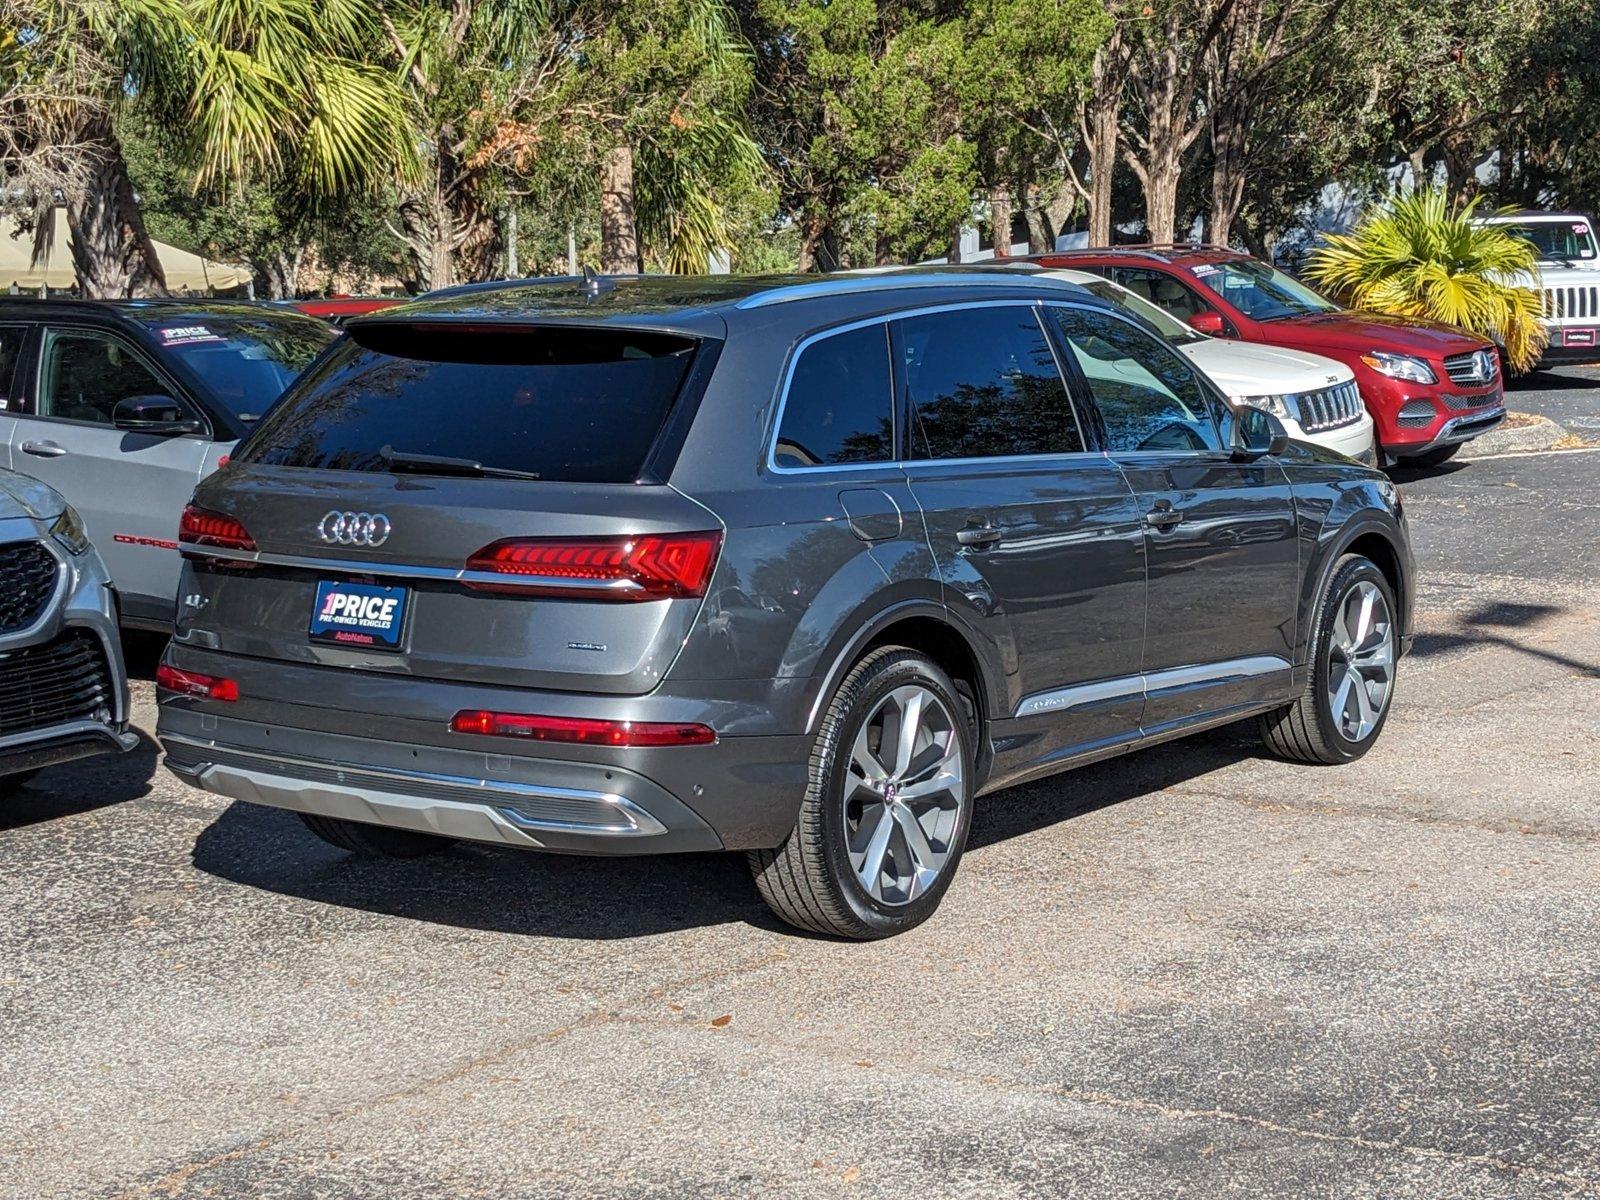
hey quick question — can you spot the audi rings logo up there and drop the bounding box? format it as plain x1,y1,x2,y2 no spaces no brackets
318,510,392,547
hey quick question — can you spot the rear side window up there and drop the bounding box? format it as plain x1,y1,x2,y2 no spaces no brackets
237,324,697,483
898,306,1082,460
773,323,893,468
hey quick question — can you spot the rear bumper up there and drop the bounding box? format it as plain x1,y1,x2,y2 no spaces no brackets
155,647,814,853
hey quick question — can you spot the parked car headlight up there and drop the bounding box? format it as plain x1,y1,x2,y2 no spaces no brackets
49,506,92,556
1238,394,1296,421
1360,351,1437,385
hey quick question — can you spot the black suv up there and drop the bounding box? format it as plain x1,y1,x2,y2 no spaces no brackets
156,271,1413,939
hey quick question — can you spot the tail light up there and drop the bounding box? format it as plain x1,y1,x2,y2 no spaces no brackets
156,664,239,702
450,710,716,746
180,504,256,551
465,531,721,600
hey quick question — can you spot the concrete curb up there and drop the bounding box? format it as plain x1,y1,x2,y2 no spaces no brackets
1461,413,1570,457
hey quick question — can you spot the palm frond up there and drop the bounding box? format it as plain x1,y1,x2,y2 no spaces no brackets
1307,189,1549,373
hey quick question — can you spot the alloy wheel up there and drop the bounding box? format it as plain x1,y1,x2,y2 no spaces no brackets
843,684,966,906
1326,579,1395,742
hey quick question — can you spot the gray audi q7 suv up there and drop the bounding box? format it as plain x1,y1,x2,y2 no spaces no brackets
156,270,1413,939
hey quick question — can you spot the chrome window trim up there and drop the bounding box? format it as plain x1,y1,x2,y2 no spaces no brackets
1014,654,1291,719
766,298,1105,475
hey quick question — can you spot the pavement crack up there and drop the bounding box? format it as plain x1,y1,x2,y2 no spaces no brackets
102,946,794,1198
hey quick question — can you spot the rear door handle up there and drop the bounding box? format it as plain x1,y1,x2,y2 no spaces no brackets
1144,503,1184,530
956,523,1003,548
20,440,66,458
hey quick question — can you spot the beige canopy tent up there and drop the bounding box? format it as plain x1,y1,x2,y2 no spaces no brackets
1,208,253,295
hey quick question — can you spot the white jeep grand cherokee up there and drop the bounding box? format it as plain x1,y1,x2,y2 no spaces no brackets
1038,268,1376,463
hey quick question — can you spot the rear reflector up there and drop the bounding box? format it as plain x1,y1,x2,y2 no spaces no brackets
465,531,721,600
450,710,716,746
180,504,256,552
156,664,239,702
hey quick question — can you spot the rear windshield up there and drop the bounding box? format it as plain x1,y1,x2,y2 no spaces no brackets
235,324,698,483
134,311,333,422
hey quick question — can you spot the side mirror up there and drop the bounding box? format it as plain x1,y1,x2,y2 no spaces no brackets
1231,404,1290,461
113,395,203,436
1187,310,1227,336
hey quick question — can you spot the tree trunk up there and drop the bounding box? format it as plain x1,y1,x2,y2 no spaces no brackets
1207,103,1247,246
1085,30,1127,248
600,144,641,274
66,112,165,298
263,248,303,300
989,184,1013,258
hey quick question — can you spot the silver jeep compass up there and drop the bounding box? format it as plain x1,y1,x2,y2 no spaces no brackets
157,270,1413,938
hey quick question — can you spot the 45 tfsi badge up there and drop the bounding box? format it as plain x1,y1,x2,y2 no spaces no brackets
310,580,408,650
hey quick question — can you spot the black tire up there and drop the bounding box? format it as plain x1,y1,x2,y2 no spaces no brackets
748,647,975,940
1404,443,1462,468
1259,554,1397,765
298,812,455,858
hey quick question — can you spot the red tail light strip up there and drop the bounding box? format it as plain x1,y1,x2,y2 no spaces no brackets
179,504,257,552
156,664,239,702
465,531,721,600
450,710,716,747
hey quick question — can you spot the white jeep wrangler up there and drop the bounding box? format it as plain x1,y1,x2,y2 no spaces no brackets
1474,210,1600,368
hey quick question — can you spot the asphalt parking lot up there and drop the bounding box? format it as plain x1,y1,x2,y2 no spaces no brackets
3,373,1597,1199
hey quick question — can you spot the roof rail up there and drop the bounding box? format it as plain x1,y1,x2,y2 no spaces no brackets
735,269,1086,310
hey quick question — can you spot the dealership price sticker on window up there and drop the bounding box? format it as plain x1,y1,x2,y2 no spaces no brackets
309,581,408,649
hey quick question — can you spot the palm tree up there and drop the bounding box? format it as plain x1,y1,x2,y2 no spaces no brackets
1307,189,1547,373
10,0,415,297
585,0,767,274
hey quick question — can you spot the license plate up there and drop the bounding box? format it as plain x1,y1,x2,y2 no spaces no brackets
309,580,408,650
1563,328,1596,347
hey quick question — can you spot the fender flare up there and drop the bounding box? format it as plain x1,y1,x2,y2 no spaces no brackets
1300,511,1408,666
801,597,1001,734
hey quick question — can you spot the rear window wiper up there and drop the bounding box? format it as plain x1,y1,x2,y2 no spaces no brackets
378,445,542,481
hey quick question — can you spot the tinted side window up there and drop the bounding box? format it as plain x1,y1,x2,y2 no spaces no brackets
1113,268,1210,322
899,306,1082,460
1052,308,1222,454
774,323,893,468
0,326,24,410
37,330,170,425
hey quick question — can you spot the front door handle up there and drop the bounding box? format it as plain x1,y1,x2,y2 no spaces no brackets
20,440,66,458
956,522,1003,548
1144,502,1184,530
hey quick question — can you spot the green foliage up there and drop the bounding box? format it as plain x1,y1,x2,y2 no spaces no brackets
119,106,403,296
1307,189,1548,371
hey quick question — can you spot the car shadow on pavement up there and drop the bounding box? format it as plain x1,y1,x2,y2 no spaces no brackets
1407,600,1600,677
1385,460,1471,484
190,800,786,939
0,732,161,831
189,726,1265,939
968,723,1259,851
1511,369,1600,392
